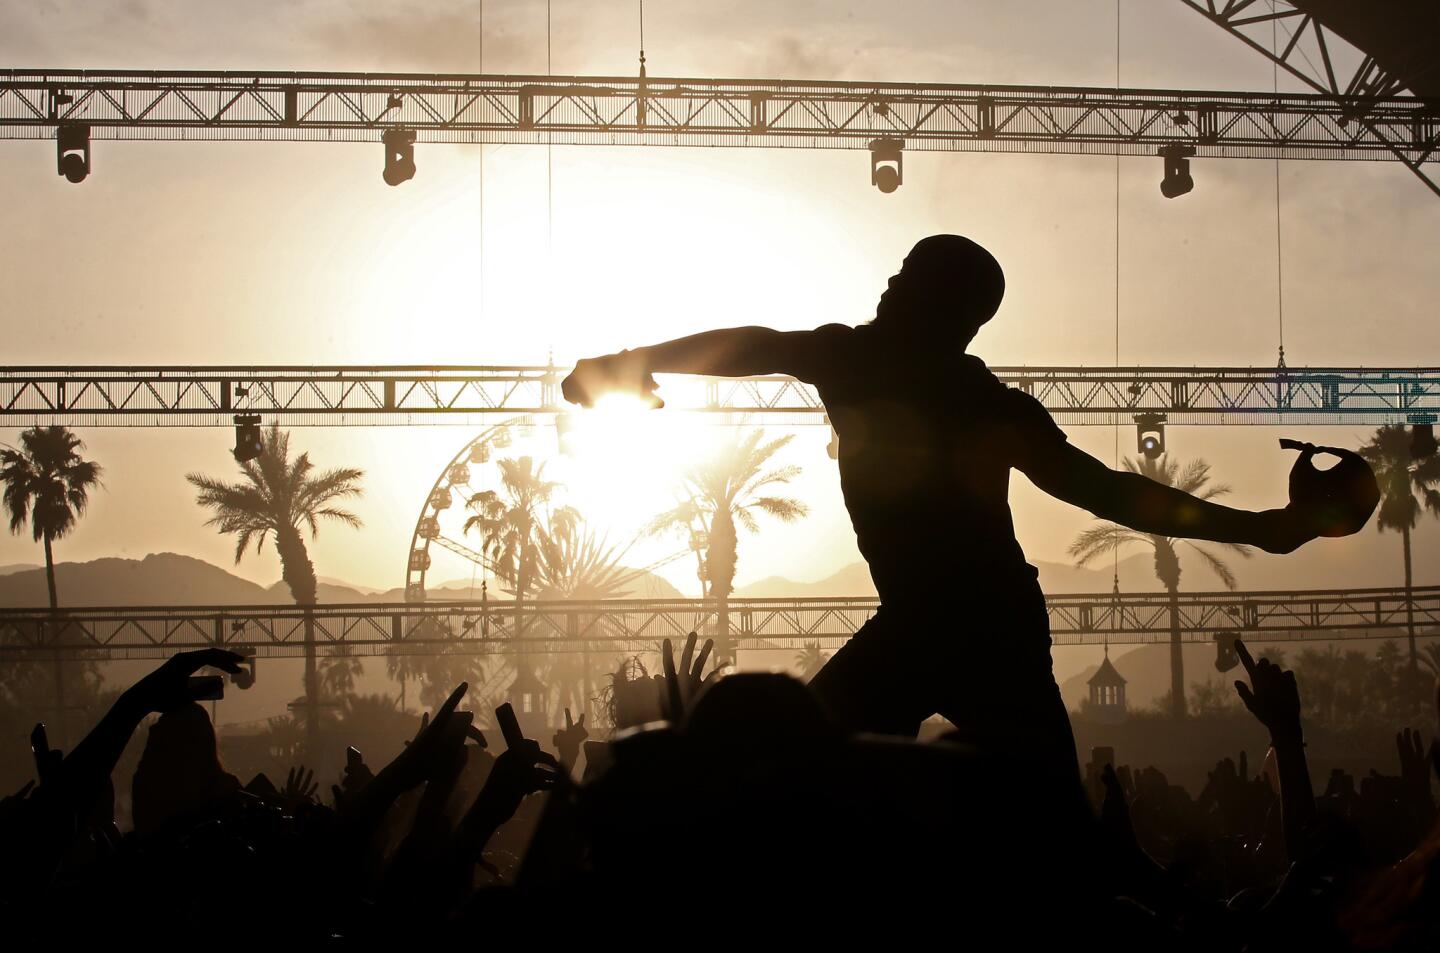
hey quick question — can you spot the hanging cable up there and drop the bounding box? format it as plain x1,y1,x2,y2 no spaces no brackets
546,0,553,259
477,0,485,333
1113,0,1122,591
1272,2,1286,368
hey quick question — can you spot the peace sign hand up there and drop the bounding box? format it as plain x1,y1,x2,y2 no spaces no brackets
552,708,589,764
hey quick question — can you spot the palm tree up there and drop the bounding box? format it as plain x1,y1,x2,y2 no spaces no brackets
319,645,363,699
465,456,570,701
1419,640,1440,687
794,642,829,683
187,424,363,606
531,513,641,721
1,426,103,611
648,430,808,662
1,426,103,743
383,616,489,712
465,456,569,604
1358,425,1440,673
1069,455,1250,719
187,423,363,755
532,515,635,601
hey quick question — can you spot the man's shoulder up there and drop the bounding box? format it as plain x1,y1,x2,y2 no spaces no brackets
787,323,863,384
963,354,1059,422
810,322,861,342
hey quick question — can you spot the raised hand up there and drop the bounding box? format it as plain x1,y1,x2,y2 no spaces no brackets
331,746,375,809
561,351,664,409
462,738,562,846
1099,763,1134,838
552,708,589,770
1232,639,1314,858
30,723,62,787
1395,727,1435,818
1232,639,1303,745
661,632,718,721
280,765,319,809
388,683,473,790
121,648,246,716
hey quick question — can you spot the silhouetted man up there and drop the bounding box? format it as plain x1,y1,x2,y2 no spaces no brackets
562,235,1327,770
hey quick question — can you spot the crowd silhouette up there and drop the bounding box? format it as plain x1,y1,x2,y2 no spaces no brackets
2,236,1432,946
1,634,1436,946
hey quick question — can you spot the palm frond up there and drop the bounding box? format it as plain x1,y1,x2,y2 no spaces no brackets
1185,541,1240,590
746,496,809,522
1068,524,1147,566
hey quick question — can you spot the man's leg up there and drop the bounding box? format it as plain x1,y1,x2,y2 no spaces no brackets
932,596,1081,784
808,609,933,737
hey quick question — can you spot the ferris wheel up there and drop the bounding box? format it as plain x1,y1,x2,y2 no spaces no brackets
404,417,532,602
403,417,700,603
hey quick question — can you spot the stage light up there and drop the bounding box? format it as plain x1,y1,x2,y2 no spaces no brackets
56,125,90,184
869,138,904,194
1159,144,1195,199
231,655,257,689
1135,413,1167,460
1411,422,1437,459
232,413,264,463
382,128,416,186
1213,633,1239,672
556,412,579,456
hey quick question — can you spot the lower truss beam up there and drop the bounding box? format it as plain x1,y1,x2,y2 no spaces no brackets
2,587,1434,660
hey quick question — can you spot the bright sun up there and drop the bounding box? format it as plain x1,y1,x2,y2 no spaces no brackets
543,390,725,591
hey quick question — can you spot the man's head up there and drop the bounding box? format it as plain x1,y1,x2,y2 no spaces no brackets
872,235,1005,345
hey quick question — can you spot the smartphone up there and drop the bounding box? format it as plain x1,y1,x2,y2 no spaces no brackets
1090,746,1116,769
495,702,525,748
188,675,225,702
345,746,364,770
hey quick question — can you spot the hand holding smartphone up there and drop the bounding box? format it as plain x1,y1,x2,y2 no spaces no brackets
495,702,525,749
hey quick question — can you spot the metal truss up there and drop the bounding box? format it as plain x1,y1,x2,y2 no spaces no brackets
1177,1,1440,195
3,587,1435,660
1,69,1436,169
4,364,1440,428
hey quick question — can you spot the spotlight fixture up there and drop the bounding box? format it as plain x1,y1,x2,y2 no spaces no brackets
231,655,257,689
1213,633,1239,673
382,128,416,186
232,413,264,463
556,412,579,456
56,124,91,184
1158,144,1195,199
868,138,904,194
1411,421,1437,459
1135,412,1167,460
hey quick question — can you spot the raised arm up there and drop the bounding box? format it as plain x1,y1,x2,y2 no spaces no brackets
561,326,823,407
1020,439,1315,555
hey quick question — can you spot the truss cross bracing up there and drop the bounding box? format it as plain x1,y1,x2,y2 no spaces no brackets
3,365,1439,427
3,587,1434,660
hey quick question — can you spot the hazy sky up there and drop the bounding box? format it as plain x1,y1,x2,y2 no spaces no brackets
2,1,1439,597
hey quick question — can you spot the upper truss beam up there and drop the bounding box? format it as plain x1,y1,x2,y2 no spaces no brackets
2,587,1433,660
2,364,1440,427
1177,1,1440,194
1,70,1436,166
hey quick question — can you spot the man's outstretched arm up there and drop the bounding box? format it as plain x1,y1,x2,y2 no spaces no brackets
1020,440,1315,555
562,326,824,407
